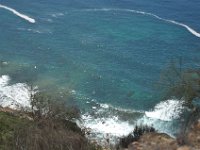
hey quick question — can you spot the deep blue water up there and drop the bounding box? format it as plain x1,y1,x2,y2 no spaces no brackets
0,0,200,138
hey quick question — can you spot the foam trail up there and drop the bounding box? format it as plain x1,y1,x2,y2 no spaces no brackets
81,8,200,38
0,4,35,23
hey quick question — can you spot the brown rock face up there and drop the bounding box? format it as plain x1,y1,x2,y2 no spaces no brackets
125,119,200,150
185,120,200,149
176,146,191,150
127,133,179,150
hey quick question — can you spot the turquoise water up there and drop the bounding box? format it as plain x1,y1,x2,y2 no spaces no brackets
0,0,200,139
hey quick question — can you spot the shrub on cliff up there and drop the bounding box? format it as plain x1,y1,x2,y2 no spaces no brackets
158,59,200,108
15,91,101,150
14,118,100,150
0,111,31,150
30,91,80,120
0,92,102,150
158,59,200,137
118,125,155,148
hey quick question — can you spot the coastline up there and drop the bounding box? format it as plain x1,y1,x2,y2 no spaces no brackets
1,106,200,150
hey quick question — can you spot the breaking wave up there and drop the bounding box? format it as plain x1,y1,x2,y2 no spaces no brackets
80,8,200,38
80,114,134,139
0,75,36,110
77,97,185,142
78,101,137,144
0,75,185,141
0,4,36,23
138,99,185,135
145,99,184,121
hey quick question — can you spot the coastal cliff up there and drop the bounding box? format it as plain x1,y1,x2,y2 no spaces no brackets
120,120,200,150
1,106,200,150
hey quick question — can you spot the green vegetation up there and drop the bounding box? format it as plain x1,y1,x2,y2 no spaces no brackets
159,59,200,107
0,92,102,150
0,111,31,149
158,59,200,135
118,125,155,149
1,59,200,150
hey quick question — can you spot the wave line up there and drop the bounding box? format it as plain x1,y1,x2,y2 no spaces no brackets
0,4,36,23
81,8,200,38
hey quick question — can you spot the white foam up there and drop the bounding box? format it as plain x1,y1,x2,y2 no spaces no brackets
137,115,176,137
0,75,36,110
145,99,184,121
78,101,137,143
78,99,184,143
100,103,109,109
81,8,200,38
92,106,97,109
74,92,184,141
0,75,10,87
133,99,185,136
80,114,134,137
17,27,52,34
51,12,64,18
0,4,36,23
98,102,143,114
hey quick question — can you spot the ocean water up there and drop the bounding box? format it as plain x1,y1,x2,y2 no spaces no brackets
0,0,200,141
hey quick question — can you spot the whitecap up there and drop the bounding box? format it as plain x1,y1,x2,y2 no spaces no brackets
17,27,52,34
92,106,97,109
95,101,143,114
70,90,76,95
0,4,36,23
27,28,42,33
51,12,64,18
100,103,109,109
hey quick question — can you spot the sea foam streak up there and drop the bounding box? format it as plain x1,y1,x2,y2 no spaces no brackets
0,4,35,23
81,8,200,38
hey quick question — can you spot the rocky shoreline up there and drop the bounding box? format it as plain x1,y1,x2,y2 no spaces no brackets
120,120,200,150
1,105,200,150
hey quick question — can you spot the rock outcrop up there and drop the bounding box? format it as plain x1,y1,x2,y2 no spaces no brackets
126,120,200,150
